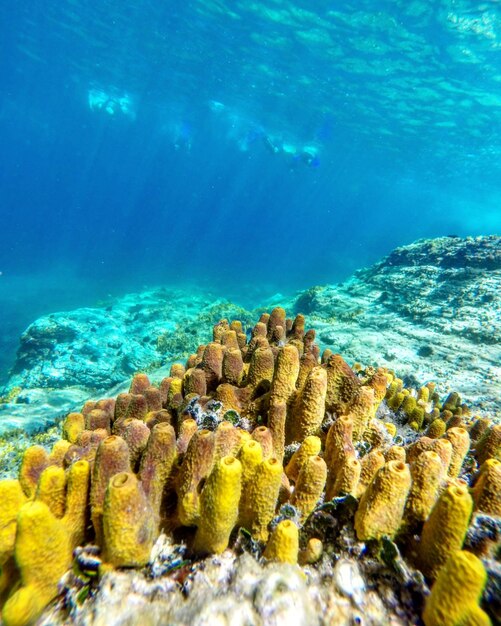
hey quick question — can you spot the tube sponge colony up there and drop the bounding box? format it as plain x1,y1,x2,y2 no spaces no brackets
0,307,498,626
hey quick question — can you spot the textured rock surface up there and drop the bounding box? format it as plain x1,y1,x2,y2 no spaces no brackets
0,289,254,434
286,235,500,413
9,288,254,391
39,536,395,626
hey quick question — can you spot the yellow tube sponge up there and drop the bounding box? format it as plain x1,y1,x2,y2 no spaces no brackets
214,420,244,461
417,484,473,580
238,440,263,528
299,537,323,565
266,307,286,340
247,346,275,390
18,445,49,498
427,418,447,439
124,393,148,422
475,424,501,464
0,479,27,566
129,372,151,395
288,366,327,442
444,427,470,478
176,429,215,527
356,450,385,498
423,551,491,626
35,465,66,518
221,329,239,351
251,426,274,459
296,352,317,391
222,347,244,385
2,586,42,626
404,451,443,527
354,460,411,541
367,368,389,407
122,418,151,469
48,439,72,467
183,367,207,397
138,422,177,521
103,472,156,567
245,457,283,541
193,455,242,555
291,455,327,522
270,344,300,404
387,390,406,412
85,408,111,432
263,519,299,565
324,415,355,480
176,417,198,455
62,412,85,444
385,446,406,464
349,386,376,441
323,354,361,415
2,501,72,626
267,399,287,462
166,377,183,411
471,458,501,517
326,453,361,500
200,342,224,391
214,382,242,413
63,459,90,549
90,435,131,543
285,435,321,482
429,439,453,476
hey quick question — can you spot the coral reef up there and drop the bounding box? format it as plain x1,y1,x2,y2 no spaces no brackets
1,236,499,442
0,298,499,624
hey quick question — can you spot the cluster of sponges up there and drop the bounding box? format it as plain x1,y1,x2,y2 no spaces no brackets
385,379,473,436
0,307,498,626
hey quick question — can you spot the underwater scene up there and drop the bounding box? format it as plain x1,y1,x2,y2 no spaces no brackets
0,1,500,625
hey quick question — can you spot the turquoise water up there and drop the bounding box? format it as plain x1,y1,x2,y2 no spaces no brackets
1,1,500,383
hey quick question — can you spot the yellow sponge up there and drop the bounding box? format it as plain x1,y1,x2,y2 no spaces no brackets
418,484,473,580
193,456,242,555
423,551,491,626
354,461,411,541
246,457,283,541
404,451,443,527
0,480,27,565
2,501,72,626
289,366,327,442
263,519,299,564
35,465,66,518
63,459,90,549
471,458,501,517
291,455,327,522
285,435,321,482
18,446,49,498
103,472,156,567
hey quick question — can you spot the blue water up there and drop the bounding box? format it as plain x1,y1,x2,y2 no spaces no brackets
1,0,500,383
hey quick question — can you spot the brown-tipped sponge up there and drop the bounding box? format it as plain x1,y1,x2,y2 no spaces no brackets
103,472,156,567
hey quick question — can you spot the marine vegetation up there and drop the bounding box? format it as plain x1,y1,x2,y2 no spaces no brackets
0,308,498,625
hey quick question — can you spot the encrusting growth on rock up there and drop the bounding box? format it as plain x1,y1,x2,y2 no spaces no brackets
0,306,498,626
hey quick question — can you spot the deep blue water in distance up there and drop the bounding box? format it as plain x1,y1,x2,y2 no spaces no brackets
1,0,501,383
